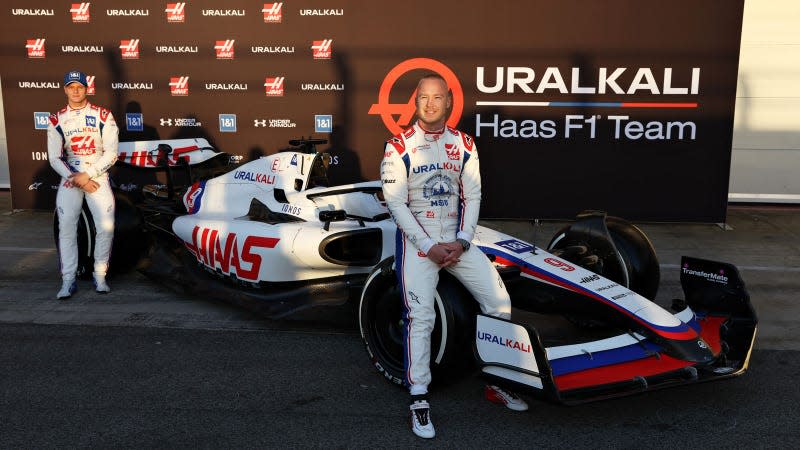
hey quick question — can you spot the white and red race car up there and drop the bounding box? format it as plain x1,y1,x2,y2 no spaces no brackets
56,137,757,404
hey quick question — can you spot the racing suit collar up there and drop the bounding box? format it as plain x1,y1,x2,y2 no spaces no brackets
67,101,90,112
416,121,445,135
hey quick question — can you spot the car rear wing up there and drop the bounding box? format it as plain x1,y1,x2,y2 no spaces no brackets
117,138,226,168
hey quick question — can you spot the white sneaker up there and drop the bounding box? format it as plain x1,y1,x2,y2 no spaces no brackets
93,273,111,294
409,400,435,439
485,384,529,411
57,279,77,299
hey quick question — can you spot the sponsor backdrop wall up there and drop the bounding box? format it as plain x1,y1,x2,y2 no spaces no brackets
0,0,744,221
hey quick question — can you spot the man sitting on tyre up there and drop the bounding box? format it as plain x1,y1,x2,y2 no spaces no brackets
380,74,528,439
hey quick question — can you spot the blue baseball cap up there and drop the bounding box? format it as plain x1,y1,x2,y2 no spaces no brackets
64,70,87,87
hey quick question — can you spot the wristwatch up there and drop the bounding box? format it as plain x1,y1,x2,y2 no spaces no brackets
456,238,471,252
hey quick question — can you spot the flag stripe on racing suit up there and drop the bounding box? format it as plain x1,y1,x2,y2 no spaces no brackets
48,103,118,279
382,122,511,392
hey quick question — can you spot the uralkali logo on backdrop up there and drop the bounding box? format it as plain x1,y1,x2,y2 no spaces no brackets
165,3,186,22
369,58,464,135
215,40,235,59
70,3,91,22
107,8,149,16
120,39,140,59
169,76,189,96
26,39,46,58
370,58,703,142
12,9,54,16
473,66,702,141
264,77,284,97
311,39,332,59
263,3,282,23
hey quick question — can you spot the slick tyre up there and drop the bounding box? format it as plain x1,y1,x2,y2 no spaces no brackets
359,257,478,387
548,216,660,299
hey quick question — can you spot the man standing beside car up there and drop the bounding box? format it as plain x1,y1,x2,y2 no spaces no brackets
380,74,528,439
48,70,118,299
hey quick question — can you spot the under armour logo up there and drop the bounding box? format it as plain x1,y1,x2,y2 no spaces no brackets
254,119,267,127
160,118,172,126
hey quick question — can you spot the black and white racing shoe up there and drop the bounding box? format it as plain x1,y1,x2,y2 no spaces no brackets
409,400,435,439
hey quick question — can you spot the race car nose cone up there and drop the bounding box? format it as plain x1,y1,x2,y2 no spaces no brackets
663,337,717,364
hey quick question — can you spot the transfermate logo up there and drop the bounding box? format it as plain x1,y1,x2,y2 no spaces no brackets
86,75,96,95
264,77,284,96
368,58,464,135
70,3,91,22
26,39,46,58
119,39,140,59
169,76,189,96
262,3,282,23
214,40,235,59
311,39,332,59
165,3,186,22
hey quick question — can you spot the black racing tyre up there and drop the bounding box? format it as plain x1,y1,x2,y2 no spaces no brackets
359,257,479,387
52,192,146,279
547,216,660,300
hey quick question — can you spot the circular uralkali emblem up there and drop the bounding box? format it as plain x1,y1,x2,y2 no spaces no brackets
368,58,464,135
697,340,708,349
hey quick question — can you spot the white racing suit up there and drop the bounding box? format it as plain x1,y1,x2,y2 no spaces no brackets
47,103,118,280
381,122,511,394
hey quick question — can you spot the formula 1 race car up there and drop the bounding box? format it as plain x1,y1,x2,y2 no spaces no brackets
55,137,757,404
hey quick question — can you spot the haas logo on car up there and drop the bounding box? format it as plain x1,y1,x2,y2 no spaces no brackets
70,136,96,155
184,226,280,281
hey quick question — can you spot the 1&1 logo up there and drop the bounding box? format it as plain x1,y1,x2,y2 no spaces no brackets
368,58,463,135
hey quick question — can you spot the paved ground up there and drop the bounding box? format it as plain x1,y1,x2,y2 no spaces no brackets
1,190,799,447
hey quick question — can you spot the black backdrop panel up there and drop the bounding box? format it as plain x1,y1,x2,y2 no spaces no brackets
0,0,744,221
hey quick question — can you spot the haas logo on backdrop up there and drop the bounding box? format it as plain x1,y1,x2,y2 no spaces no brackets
262,3,282,23
165,3,186,22
119,39,140,59
86,75,96,95
215,40,235,59
264,77,284,96
26,39,46,58
70,3,91,22
368,58,464,135
311,39,332,59
169,76,189,96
